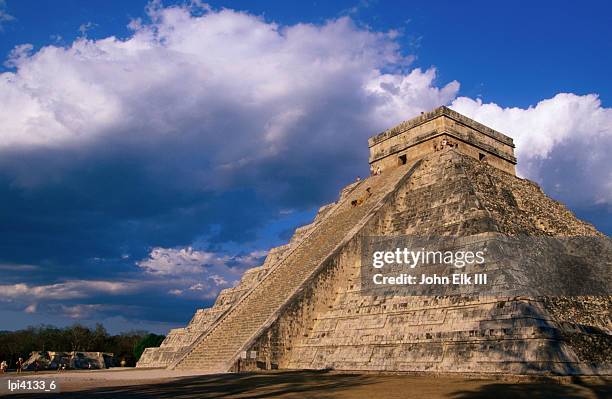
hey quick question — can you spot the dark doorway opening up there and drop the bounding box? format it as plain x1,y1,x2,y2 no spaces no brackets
398,154,407,165
479,153,486,161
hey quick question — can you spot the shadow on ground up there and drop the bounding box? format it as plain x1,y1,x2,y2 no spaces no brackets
449,377,611,399
3,371,611,399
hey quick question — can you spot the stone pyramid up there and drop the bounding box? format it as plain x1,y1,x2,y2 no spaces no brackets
137,106,611,375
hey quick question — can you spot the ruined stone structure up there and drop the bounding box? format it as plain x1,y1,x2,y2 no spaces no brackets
23,351,114,370
137,106,611,375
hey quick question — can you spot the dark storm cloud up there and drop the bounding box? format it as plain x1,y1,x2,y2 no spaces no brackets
0,3,454,272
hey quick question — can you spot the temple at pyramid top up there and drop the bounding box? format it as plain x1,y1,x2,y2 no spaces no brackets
368,106,517,175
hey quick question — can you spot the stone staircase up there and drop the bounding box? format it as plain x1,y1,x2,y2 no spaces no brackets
172,162,419,371
137,246,293,368
138,197,343,368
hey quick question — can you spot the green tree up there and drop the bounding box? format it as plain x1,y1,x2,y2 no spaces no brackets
133,333,165,362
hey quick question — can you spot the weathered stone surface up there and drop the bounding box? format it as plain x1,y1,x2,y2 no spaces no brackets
141,107,611,375
247,150,609,375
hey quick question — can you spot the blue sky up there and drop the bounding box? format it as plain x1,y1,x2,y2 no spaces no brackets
0,0,610,334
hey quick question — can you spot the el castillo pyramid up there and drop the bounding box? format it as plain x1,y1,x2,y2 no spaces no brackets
137,106,611,375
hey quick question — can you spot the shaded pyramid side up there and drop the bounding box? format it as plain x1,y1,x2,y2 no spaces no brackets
281,149,610,374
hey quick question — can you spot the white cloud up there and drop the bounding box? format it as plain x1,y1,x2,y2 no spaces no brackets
0,3,608,201
233,250,268,266
138,246,220,275
188,283,205,291
451,94,612,160
24,303,37,313
451,94,612,207
366,68,459,127
2,2,604,211
0,263,39,271
138,246,265,299
78,22,97,37
59,303,105,319
138,246,265,276
208,274,227,286
0,3,452,157
0,280,135,300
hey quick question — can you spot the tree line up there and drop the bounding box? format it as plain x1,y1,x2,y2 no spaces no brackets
0,324,165,368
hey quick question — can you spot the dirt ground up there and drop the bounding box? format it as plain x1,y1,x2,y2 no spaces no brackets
1,369,610,398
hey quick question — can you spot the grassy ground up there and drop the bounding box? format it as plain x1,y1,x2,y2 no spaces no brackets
1,369,610,398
